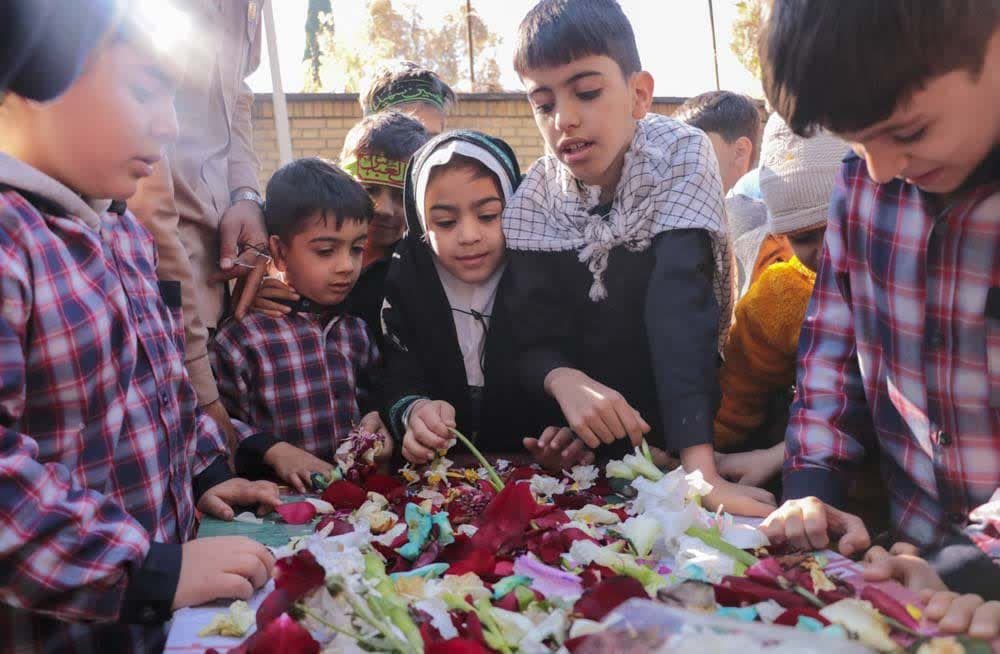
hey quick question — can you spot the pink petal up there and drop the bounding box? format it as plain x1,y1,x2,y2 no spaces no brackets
275,502,317,525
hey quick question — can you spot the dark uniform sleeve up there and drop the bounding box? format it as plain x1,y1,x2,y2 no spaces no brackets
922,533,1000,600
380,274,434,441
645,229,721,452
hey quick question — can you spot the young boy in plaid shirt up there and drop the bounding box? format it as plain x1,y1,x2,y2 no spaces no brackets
758,0,1000,639
212,158,392,493
0,8,280,653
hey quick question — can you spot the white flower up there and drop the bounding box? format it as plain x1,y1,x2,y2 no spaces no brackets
559,520,601,539
718,517,769,550
304,498,335,514
683,469,714,499
415,488,446,506
436,572,491,602
820,599,896,652
631,466,691,513
674,534,737,583
529,474,567,499
233,511,263,524
373,521,407,546
753,600,786,624
566,464,599,490
605,459,636,481
568,619,605,639
619,515,662,558
566,504,620,525
622,450,663,481
566,540,633,569
414,598,458,640
643,503,702,549
198,599,254,637
353,498,398,534
491,607,536,642
456,523,479,537
523,606,569,649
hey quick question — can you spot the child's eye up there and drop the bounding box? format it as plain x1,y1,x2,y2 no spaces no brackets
479,213,499,223
351,246,365,255
892,126,927,144
533,102,554,115
577,89,601,101
131,85,153,102
315,249,334,257
433,219,456,229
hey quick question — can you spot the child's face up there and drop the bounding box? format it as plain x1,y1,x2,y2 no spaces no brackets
423,166,506,284
837,32,1000,194
521,55,653,194
706,132,753,195
270,213,368,306
363,184,406,250
6,38,179,200
786,225,826,273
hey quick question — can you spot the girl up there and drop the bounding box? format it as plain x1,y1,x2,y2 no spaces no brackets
381,130,589,470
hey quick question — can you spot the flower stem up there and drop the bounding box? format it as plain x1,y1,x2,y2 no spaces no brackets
449,427,505,491
684,525,759,569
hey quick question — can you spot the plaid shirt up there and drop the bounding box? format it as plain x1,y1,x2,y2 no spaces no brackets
0,184,231,652
784,152,1000,548
211,306,379,465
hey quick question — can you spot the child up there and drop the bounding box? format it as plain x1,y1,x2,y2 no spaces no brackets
502,0,775,516
360,60,457,135
757,0,1000,558
674,90,761,194
380,130,590,471
253,112,429,346
212,158,391,493
0,12,280,652
713,116,848,486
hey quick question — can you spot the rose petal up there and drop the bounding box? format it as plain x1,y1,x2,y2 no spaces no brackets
573,575,648,622
774,607,831,627
273,550,325,602
364,473,406,503
320,480,367,510
235,613,319,654
513,553,584,600
470,481,539,554
553,491,605,510
275,502,317,525
314,514,353,535
714,576,809,608
860,585,920,631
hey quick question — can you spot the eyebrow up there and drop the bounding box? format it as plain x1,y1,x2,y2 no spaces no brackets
528,70,603,99
429,196,503,213
852,115,923,142
309,236,345,245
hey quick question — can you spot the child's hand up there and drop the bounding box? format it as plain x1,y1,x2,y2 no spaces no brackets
715,444,784,488
921,591,1000,639
262,442,336,493
197,478,281,520
544,368,650,448
250,277,299,318
359,411,394,461
403,400,456,464
172,536,275,610
701,477,777,518
759,496,871,556
862,545,947,591
524,426,596,474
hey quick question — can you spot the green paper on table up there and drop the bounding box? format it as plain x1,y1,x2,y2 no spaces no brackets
197,494,317,547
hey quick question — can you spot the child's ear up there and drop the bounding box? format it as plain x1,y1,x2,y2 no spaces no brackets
630,71,655,120
735,135,754,169
269,234,288,273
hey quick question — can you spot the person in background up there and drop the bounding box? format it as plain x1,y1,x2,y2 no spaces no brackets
129,0,268,454
360,60,457,136
674,90,761,195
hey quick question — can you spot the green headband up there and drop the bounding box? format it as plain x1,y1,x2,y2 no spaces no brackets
369,78,447,114
342,154,407,189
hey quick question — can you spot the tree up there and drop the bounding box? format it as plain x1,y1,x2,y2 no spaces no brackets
302,0,503,93
730,0,763,80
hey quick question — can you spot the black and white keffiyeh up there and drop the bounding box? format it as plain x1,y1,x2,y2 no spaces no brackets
502,113,735,351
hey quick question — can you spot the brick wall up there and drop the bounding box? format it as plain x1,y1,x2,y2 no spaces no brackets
251,92,689,187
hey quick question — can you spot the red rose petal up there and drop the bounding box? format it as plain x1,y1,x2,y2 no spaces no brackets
715,576,809,608
573,575,647,622
495,591,520,612
364,473,406,503
320,480,367,510
532,509,570,531
315,514,353,535
256,588,292,629
275,502,317,525
426,639,492,654
273,550,325,602
860,585,920,630
493,560,515,578
504,466,538,484
745,557,785,588
774,607,830,627
237,612,319,654
553,491,606,510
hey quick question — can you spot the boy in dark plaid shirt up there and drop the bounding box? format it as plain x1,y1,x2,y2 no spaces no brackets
0,8,280,653
212,158,391,493
758,0,1000,639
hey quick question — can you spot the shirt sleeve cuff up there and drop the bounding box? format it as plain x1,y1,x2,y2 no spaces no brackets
924,534,1000,600
186,353,220,407
234,432,280,479
782,467,847,507
521,349,573,397
192,457,235,504
119,542,182,624
661,393,716,452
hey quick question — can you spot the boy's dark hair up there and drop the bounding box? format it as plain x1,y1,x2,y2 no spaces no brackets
340,110,430,163
761,0,1000,136
675,91,762,166
360,60,457,115
514,0,641,78
264,157,374,241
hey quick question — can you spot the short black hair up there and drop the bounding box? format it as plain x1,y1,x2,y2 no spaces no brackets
360,61,457,115
675,91,762,166
761,0,1000,136
514,0,641,78
264,157,374,241
340,110,430,163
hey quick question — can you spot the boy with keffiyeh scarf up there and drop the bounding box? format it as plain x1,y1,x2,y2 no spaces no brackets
501,0,777,518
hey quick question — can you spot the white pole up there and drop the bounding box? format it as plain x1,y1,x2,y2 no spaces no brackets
263,0,293,165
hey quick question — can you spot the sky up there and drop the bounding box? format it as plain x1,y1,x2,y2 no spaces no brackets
248,0,763,98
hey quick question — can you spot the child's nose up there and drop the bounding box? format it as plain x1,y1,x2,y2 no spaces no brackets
151,103,179,144
554,104,580,132
860,141,906,185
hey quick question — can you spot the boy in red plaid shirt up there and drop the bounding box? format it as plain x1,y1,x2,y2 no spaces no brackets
212,158,392,493
0,6,281,652
757,0,1000,639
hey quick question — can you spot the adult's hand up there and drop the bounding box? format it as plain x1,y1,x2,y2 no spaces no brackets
211,198,269,319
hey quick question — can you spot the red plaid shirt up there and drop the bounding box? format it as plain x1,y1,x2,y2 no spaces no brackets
0,182,231,653
785,152,1000,548
211,307,379,465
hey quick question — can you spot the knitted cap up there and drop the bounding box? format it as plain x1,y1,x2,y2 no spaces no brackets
759,113,848,235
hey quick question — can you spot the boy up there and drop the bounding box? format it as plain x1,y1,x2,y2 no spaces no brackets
0,11,280,653
501,0,775,517
252,111,429,348
360,60,457,136
212,158,391,493
674,90,761,194
758,0,1000,558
